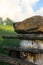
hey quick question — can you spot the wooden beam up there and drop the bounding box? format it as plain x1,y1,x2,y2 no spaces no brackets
2,34,43,40
0,53,37,65
3,46,43,54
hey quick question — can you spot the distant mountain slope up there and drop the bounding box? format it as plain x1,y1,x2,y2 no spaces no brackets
13,16,43,34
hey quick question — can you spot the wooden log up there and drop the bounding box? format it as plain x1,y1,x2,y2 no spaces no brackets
2,34,43,40
3,45,43,54
13,16,43,34
0,53,37,65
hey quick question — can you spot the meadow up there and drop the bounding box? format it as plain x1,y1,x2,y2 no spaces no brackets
0,24,20,65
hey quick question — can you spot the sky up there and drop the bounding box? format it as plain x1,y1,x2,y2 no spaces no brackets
0,0,43,22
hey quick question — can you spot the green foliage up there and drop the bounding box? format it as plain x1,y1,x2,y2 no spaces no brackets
0,24,19,48
0,25,16,35
0,18,3,24
4,18,13,25
0,22,20,65
0,17,13,26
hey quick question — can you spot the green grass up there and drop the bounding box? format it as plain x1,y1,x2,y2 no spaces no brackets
0,25,14,32
0,24,20,65
0,24,19,49
0,25,16,35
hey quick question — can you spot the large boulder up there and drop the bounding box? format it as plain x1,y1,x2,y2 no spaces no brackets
13,16,43,34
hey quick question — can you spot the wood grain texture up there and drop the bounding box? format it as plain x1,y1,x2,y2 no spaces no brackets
0,53,37,65
13,16,43,34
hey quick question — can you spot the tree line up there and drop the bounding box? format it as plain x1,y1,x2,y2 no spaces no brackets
0,18,13,26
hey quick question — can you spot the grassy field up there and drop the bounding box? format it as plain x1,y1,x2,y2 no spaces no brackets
0,24,20,65
0,25,13,31
0,24,16,35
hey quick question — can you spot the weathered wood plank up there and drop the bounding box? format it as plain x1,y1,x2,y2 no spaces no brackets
13,16,43,34
2,34,43,40
3,46,43,54
0,53,37,65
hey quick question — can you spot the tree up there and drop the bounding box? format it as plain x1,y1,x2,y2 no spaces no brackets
4,18,13,26
0,18,3,24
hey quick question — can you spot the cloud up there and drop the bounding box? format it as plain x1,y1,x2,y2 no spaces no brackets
19,0,43,21
20,0,39,6
0,0,21,21
36,7,43,16
0,0,39,22
14,0,39,21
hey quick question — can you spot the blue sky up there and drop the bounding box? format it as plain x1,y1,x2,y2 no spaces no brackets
0,0,43,22
33,0,43,12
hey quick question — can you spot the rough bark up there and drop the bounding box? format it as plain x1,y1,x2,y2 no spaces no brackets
13,16,43,34
0,53,37,65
